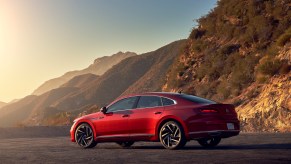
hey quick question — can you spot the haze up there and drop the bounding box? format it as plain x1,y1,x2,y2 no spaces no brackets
0,0,216,102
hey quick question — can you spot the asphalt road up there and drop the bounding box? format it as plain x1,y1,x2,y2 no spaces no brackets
0,127,290,163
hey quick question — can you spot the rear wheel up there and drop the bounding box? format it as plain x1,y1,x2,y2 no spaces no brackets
116,141,135,148
159,121,186,150
75,123,97,148
197,137,221,148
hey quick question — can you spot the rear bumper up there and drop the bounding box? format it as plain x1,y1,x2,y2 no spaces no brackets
189,130,240,139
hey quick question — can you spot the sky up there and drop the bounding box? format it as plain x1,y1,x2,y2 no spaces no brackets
0,0,217,102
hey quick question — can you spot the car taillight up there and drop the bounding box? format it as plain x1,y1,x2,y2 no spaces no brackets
200,109,218,113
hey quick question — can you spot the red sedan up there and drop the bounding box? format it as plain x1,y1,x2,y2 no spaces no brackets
70,92,240,149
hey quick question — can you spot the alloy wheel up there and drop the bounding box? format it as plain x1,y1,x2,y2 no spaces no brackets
159,121,186,149
75,123,97,148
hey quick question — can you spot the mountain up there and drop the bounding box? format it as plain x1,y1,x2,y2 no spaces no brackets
162,0,290,132
0,40,185,127
0,101,7,109
32,51,136,95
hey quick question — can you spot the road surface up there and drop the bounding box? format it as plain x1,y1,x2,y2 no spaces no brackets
0,127,290,163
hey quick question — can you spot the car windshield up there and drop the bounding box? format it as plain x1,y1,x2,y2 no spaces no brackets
179,94,216,104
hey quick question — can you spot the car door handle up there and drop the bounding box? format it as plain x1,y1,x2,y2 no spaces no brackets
122,114,129,118
154,111,162,115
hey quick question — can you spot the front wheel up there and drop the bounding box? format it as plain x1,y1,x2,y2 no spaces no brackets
159,121,187,150
197,137,221,148
116,141,135,148
75,123,97,148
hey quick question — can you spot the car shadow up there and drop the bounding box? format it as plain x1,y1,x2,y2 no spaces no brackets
126,143,291,150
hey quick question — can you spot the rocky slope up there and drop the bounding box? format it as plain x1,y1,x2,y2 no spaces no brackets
32,52,136,95
236,73,291,132
163,0,290,132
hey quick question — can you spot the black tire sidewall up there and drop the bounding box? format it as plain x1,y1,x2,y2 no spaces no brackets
159,121,186,150
75,123,97,148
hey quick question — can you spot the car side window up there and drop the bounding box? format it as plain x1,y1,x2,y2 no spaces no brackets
162,97,175,106
136,96,162,108
107,97,138,112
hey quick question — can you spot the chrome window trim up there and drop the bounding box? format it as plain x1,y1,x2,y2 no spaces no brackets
106,95,178,113
160,96,177,106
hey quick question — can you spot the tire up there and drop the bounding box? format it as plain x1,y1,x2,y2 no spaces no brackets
75,123,97,148
197,137,221,148
159,121,187,150
116,141,135,148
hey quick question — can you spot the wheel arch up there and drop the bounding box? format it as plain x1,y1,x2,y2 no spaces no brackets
73,120,97,141
155,116,190,141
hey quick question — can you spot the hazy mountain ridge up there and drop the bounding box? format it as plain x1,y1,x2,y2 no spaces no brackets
0,101,7,109
32,52,136,95
44,40,185,112
121,40,185,95
162,0,291,132
0,41,184,127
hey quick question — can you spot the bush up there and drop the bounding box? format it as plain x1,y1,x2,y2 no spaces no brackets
277,27,291,47
189,28,205,40
277,33,291,47
217,81,231,99
179,71,184,77
230,55,258,90
279,62,291,74
219,44,240,55
257,76,268,84
257,58,282,75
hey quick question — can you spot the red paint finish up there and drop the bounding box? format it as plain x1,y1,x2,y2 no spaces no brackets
70,92,240,144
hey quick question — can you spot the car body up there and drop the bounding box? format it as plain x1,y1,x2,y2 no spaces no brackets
70,92,240,149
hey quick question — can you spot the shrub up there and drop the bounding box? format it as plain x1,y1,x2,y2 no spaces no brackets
257,58,282,75
219,44,240,55
277,33,291,47
277,27,291,47
189,28,205,40
217,81,231,99
279,62,291,74
230,55,258,90
257,76,268,84
179,71,184,77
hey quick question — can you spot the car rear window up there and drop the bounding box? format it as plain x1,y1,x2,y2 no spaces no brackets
162,97,175,106
179,95,216,104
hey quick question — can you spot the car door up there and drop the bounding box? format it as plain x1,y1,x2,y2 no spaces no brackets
94,96,138,141
128,96,164,138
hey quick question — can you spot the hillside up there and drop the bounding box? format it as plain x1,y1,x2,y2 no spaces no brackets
121,40,185,95
32,52,136,95
163,0,291,132
0,40,185,127
41,40,185,123
0,101,7,109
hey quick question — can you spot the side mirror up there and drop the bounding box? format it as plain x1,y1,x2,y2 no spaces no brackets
100,107,107,114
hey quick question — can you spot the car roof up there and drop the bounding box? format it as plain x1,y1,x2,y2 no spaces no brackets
125,92,180,97
117,92,181,99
